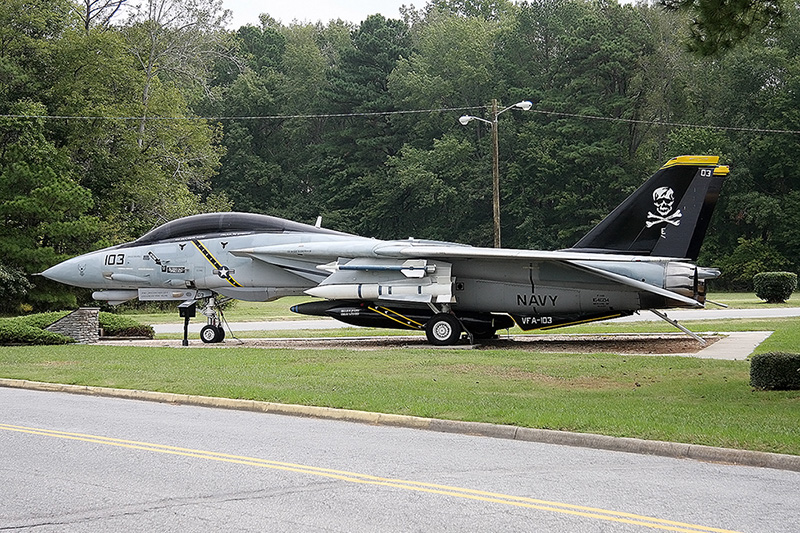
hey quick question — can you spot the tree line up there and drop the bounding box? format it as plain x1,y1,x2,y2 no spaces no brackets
1,0,798,310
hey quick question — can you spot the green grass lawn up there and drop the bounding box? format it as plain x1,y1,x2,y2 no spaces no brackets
2,318,799,455
542,317,800,354
705,291,800,308
155,316,800,354
2,293,798,455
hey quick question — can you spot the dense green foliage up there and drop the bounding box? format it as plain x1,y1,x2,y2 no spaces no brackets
753,271,798,302
98,312,155,337
0,313,76,345
750,352,800,390
2,0,800,310
0,322,74,345
0,311,153,344
660,0,784,56
0,263,31,309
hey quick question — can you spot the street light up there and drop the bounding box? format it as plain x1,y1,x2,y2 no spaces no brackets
459,99,532,248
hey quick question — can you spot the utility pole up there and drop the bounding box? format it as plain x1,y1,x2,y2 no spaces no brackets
490,98,501,248
459,99,532,248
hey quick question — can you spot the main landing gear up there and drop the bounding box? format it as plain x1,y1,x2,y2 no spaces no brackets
425,313,462,346
423,307,500,346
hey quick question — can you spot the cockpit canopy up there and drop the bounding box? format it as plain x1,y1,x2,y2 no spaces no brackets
130,212,346,245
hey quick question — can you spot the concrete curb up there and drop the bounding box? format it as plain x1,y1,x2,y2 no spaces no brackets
2,378,798,472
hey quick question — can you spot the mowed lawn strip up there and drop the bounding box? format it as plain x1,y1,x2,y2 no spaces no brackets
1,341,798,455
154,316,800,352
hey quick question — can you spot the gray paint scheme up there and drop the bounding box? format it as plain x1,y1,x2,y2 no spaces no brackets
41,156,729,345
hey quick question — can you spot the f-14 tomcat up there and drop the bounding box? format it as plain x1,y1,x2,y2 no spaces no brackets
42,155,728,345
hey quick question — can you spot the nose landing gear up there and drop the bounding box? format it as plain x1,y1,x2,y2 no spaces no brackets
197,295,229,344
200,323,226,343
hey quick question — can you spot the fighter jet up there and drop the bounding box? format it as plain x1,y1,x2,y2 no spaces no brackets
42,155,728,345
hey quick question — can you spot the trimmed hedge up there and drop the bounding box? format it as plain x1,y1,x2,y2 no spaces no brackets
99,312,154,338
0,311,154,345
753,272,797,303
0,318,75,345
750,352,800,390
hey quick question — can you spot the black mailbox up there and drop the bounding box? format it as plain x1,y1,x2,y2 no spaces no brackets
178,301,196,318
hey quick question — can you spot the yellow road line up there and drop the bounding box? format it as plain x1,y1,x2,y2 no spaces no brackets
1,423,741,533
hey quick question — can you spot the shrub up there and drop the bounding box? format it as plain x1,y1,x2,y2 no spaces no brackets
716,238,789,291
10,312,71,329
750,353,800,390
0,311,154,344
0,263,32,311
99,312,154,338
0,319,74,345
753,272,797,303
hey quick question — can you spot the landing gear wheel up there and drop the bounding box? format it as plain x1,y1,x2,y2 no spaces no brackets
425,313,461,346
200,325,225,343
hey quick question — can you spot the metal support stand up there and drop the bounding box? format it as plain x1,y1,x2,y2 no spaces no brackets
650,309,706,345
182,315,190,346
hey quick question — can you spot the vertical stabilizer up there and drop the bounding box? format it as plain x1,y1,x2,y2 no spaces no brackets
567,156,728,260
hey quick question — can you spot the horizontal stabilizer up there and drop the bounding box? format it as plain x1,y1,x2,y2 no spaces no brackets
567,261,702,308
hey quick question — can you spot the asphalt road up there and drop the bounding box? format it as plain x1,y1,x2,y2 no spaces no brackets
2,387,797,532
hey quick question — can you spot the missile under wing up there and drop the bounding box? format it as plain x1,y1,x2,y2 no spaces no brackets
42,156,729,345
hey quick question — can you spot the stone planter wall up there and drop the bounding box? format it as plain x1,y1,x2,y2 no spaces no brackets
45,308,100,344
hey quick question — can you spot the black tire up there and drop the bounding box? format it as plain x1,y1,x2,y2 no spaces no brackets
200,325,224,343
425,313,461,346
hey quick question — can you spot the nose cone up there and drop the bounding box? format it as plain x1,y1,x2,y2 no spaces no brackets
41,257,93,288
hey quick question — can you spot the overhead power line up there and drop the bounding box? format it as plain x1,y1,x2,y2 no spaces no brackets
2,105,799,135
529,108,800,136
0,106,482,121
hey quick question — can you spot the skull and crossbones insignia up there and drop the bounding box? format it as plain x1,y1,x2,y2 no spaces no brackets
646,187,682,227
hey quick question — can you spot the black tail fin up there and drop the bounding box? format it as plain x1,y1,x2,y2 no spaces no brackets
567,156,728,260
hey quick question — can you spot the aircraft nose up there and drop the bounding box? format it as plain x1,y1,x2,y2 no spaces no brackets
41,257,89,287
